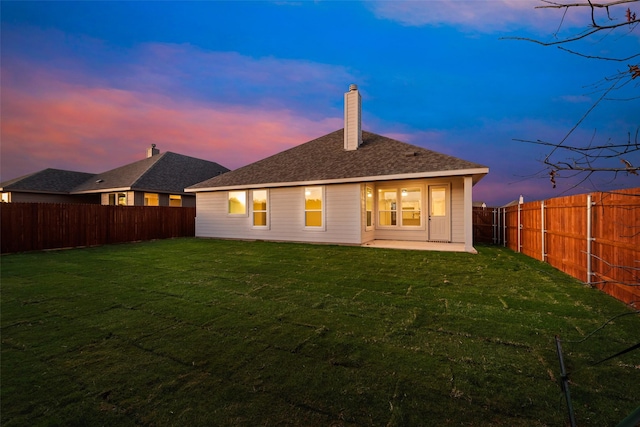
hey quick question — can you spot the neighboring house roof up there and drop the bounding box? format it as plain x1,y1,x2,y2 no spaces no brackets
187,129,488,191
0,169,96,194
73,152,229,194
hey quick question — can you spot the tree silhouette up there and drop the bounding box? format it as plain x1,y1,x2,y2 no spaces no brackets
506,0,640,190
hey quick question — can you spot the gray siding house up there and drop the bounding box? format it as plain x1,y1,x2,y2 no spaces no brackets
187,85,488,252
0,169,100,204
1,146,229,207
72,148,229,207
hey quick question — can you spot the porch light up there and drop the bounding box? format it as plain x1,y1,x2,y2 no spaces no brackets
401,189,408,197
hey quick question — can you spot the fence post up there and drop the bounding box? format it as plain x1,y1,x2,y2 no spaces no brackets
502,207,507,248
518,195,523,253
541,200,546,262
492,208,497,245
586,194,594,286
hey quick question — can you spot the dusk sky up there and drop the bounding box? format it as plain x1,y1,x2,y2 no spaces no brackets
1,1,638,206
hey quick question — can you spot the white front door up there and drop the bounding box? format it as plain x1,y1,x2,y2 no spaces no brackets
428,185,450,241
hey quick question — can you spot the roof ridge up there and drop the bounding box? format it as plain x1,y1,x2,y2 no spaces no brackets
160,151,227,169
187,128,488,190
129,151,168,188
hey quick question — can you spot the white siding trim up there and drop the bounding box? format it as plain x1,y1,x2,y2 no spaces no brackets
185,168,489,192
463,176,475,253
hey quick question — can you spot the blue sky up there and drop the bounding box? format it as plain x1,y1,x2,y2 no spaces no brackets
1,0,638,205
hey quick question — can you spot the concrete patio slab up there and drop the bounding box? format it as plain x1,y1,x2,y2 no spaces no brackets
362,240,472,253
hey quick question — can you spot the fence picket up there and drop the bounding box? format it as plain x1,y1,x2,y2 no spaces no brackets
473,188,639,305
1,203,195,253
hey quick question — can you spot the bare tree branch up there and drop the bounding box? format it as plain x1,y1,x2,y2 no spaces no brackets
537,0,639,10
502,0,640,46
507,0,639,195
504,20,640,46
588,253,640,286
557,46,640,61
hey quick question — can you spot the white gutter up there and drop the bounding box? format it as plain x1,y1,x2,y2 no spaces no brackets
185,167,489,193
72,187,132,194
73,187,194,196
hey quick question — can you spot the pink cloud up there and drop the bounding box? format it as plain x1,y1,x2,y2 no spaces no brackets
0,29,359,179
0,33,358,181
0,65,342,180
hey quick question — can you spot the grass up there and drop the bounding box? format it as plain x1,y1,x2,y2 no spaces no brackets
1,238,638,426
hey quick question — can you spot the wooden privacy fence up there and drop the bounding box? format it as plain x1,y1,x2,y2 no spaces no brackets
1,203,196,254
473,188,639,306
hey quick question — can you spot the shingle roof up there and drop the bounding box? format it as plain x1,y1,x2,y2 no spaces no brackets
0,169,96,194
188,130,488,190
72,152,229,194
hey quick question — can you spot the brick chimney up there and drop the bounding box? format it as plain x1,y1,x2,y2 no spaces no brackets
146,144,159,158
344,84,362,151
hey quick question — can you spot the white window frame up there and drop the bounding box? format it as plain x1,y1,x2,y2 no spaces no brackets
400,187,422,228
251,189,269,229
304,186,325,231
228,190,248,217
377,188,398,228
108,192,127,206
376,185,424,229
365,185,374,231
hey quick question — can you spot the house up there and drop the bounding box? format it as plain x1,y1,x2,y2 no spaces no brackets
187,85,489,252
0,169,100,204
72,147,229,207
1,146,229,207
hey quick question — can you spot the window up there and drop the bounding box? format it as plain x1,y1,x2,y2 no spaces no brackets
252,190,268,227
144,193,159,206
169,195,182,207
228,191,247,215
377,186,423,228
366,186,374,228
430,187,446,217
304,186,323,228
378,189,397,226
1,192,9,203
108,193,127,206
401,188,421,226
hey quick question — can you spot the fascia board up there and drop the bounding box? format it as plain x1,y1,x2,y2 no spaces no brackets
185,167,489,192
73,187,194,196
2,189,71,195
72,187,132,194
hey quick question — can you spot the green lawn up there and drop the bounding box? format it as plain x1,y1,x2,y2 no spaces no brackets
1,238,638,426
